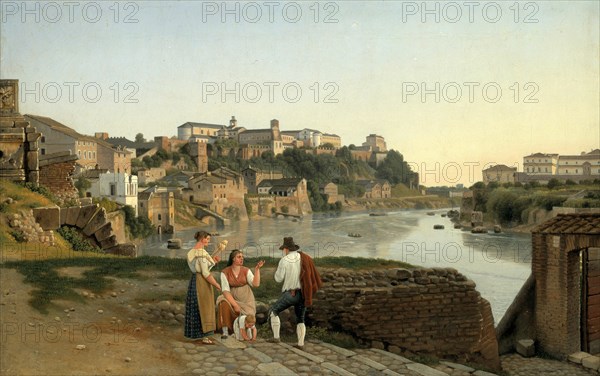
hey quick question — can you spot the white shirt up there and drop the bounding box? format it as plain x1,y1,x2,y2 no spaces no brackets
220,269,255,292
274,251,301,292
233,315,255,340
186,248,215,278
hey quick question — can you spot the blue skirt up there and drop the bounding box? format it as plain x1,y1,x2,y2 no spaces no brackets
184,274,214,339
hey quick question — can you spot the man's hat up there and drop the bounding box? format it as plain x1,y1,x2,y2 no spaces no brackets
279,237,300,251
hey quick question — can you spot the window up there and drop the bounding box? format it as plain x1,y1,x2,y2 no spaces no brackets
41,136,45,143
158,214,162,221
110,183,116,196
140,202,144,208
41,148,46,155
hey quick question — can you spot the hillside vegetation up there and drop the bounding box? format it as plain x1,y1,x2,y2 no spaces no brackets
468,180,600,226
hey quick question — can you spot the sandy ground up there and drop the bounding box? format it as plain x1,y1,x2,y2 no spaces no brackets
0,267,189,376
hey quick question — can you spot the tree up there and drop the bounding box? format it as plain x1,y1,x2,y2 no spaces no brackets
135,133,146,143
375,150,415,185
547,178,562,189
75,176,91,198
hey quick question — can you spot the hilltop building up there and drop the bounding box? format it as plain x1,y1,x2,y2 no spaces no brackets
516,150,600,184
482,164,517,184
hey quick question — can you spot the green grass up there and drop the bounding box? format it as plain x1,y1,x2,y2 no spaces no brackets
2,256,189,313
3,254,412,314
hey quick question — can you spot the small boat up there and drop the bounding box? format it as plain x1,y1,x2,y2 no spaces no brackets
348,233,362,238
427,212,435,216
369,213,387,216
433,224,445,230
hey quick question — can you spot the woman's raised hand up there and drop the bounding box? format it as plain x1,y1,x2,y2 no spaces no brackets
255,260,265,269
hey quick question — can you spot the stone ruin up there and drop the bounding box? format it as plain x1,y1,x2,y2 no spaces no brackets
0,79,40,184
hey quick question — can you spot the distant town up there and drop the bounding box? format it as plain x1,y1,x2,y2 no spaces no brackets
1,79,599,235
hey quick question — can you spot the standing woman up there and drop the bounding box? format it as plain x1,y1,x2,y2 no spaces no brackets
184,230,222,344
217,250,265,338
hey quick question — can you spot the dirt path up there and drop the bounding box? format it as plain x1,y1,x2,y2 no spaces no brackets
0,268,188,376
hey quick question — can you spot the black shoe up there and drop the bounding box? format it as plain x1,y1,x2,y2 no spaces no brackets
293,345,304,350
221,335,228,339
266,338,281,343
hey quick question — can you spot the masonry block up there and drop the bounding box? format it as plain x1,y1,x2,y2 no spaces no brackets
32,206,61,231
82,208,107,237
65,206,80,226
100,235,118,250
93,222,114,243
581,355,600,371
75,204,99,229
516,339,535,357
59,207,68,225
104,243,137,257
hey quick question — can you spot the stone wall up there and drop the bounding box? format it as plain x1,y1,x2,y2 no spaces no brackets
246,196,303,217
38,151,79,205
6,208,55,245
309,267,501,371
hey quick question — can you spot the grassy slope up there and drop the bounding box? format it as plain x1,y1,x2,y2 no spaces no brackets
0,180,98,258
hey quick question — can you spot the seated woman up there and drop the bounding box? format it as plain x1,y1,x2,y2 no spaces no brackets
217,249,264,338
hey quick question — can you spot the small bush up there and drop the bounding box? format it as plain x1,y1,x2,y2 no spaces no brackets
10,230,26,242
57,226,101,253
19,182,57,203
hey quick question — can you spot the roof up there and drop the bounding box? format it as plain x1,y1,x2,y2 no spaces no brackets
238,129,271,134
258,178,303,188
524,152,559,158
25,114,97,143
178,121,224,129
483,164,518,172
532,214,600,234
105,136,155,150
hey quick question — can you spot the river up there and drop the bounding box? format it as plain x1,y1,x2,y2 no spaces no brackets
139,208,532,323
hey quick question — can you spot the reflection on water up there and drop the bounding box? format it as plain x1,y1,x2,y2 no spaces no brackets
139,208,531,322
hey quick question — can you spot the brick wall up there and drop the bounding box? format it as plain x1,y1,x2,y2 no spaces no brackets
38,152,79,205
39,160,78,204
310,267,500,371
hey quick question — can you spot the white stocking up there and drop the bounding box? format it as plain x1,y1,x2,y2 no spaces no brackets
296,323,306,346
270,312,281,339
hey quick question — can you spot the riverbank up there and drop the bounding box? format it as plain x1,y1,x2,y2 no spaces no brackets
344,196,453,212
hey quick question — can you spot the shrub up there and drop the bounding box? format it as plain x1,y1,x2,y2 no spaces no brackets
534,194,568,211
10,230,26,242
19,182,57,202
121,205,154,239
57,226,101,252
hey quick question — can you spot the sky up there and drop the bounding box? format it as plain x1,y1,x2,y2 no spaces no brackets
1,0,599,186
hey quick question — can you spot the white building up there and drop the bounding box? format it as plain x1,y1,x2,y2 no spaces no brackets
557,149,600,178
87,172,139,215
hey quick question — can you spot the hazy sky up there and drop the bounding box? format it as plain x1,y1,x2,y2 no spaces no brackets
1,1,598,186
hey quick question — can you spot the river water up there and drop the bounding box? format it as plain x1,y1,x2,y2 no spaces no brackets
139,209,532,323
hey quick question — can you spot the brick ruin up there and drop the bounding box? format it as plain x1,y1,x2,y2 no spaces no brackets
531,214,600,358
39,151,79,205
309,267,501,371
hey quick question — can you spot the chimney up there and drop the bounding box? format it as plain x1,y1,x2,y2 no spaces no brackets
230,116,237,128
